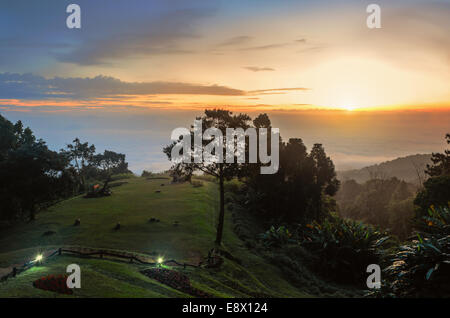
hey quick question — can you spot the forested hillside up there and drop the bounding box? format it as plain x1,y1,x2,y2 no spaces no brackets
337,154,431,185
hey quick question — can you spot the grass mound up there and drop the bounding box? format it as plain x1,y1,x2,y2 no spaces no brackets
0,176,310,297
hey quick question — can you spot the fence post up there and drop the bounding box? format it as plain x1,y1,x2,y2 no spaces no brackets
58,248,62,256
12,267,17,277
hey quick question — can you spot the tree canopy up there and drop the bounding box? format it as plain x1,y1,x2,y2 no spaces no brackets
0,113,130,222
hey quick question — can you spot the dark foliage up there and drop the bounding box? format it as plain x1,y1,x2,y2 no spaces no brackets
141,170,153,177
425,134,450,177
0,113,130,222
336,177,416,239
414,175,450,217
243,138,339,224
0,114,72,221
415,134,450,217
375,135,450,297
259,226,296,248
298,216,389,286
141,268,211,298
376,206,450,297
163,109,257,245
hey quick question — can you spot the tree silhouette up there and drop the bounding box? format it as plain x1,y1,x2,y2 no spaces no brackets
164,109,255,245
61,138,96,191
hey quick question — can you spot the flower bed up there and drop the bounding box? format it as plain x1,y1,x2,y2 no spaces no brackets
33,274,73,295
141,268,211,298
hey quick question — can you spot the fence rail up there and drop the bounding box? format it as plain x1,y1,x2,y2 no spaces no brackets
0,246,199,283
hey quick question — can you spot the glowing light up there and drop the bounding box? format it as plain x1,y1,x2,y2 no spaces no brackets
35,254,43,262
344,105,356,111
334,99,358,111
157,257,163,264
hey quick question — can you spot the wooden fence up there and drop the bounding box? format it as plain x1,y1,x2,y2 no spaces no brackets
0,246,199,283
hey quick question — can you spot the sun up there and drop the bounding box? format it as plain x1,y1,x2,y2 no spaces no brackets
335,101,357,111
344,105,356,111
333,95,361,111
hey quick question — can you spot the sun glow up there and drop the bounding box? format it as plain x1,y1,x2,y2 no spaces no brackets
334,98,359,111
339,103,357,111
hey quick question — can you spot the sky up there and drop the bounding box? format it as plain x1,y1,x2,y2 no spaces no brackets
1,0,449,172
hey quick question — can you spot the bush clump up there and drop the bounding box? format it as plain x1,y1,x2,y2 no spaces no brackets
191,180,204,188
141,268,211,298
378,205,450,297
299,215,389,285
259,226,296,248
141,170,153,178
84,183,111,198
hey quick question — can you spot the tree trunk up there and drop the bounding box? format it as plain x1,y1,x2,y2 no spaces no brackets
101,175,111,193
215,171,225,245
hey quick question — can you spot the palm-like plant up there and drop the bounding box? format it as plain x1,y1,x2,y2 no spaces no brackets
300,216,389,285
259,226,296,248
381,205,450,297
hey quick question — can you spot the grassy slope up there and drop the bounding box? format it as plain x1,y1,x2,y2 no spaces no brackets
0,176,310,298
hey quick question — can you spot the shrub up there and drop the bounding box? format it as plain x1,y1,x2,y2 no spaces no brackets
84,183,111,198
191,180,203,188
414,176,450,217
259,226,296,248
379,205,450,297
415,205,450,236
299,216,389,285
224,179,241,194
140,268,211,298
141,170,153,178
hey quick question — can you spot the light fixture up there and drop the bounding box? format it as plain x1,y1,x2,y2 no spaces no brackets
157,257,163,264
35,254,43,262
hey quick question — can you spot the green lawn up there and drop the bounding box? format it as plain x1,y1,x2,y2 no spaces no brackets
0,176,310,298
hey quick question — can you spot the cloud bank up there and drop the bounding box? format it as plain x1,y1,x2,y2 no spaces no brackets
0,73,309,102
0,73,245,99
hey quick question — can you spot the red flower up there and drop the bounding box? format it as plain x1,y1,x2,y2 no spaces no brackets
33,274,73,295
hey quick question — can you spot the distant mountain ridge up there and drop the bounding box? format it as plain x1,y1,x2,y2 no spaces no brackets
337,154,432,185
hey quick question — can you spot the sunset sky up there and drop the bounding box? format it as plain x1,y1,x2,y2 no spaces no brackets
1,0,449,171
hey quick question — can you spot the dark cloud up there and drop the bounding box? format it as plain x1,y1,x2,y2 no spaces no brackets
0,38,72,49
217,36,253,47
0,73,311,100
0,1,218,67
0,73,245,99
240,43,291,51
56,8,214,65
243,66,275,72
240,38,307,52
